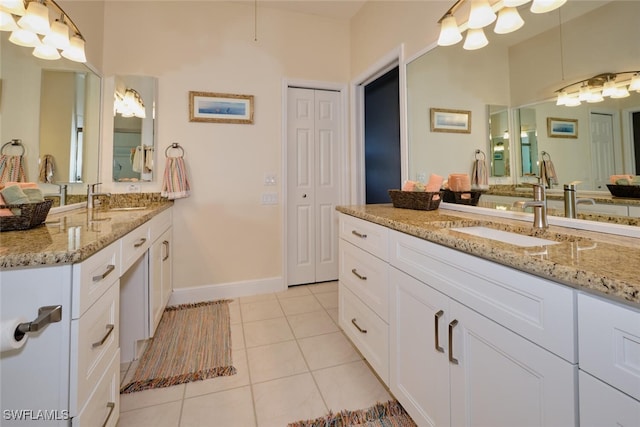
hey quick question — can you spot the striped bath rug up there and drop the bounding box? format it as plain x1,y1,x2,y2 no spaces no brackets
120,300,236,393
288,400,417,427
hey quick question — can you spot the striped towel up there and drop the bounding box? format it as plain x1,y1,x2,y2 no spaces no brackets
0,155,26,185
39,154,55,183
161,156,191,200
471,158,489,190
540,159,558,188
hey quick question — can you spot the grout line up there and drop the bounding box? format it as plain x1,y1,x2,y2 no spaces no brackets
237,294,260,427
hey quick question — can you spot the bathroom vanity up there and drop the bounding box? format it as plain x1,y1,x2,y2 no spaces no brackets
337,205,640,427
0,202,172,426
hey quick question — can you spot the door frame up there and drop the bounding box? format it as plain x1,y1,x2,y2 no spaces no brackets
621,106,640,174
350,44,407,204
281,79,348,289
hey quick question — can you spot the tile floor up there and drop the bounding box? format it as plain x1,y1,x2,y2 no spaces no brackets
117,281,393,427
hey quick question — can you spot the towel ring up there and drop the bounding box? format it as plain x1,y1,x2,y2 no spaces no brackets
1,139,25,156
165,143,184,158
474,149,486,161
541,151,551,161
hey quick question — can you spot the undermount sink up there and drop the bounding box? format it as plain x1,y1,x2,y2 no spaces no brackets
450,226,560,247
107,206,148,211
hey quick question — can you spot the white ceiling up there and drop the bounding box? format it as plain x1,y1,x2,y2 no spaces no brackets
237,0,368,20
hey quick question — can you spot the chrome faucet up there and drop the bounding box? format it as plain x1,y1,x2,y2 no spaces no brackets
563,183,595,219
87,183,111,209
514,183,548,229
45,184,67,206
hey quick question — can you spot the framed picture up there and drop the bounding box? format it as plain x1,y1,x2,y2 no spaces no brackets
430,108,471,133
547,117,578,138
189,91,254,124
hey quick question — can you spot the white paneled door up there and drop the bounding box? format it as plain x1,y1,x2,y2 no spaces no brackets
590,112,616,190
287,87,341,286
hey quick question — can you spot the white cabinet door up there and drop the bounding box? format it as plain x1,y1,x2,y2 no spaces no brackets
149,228,172,337
449,299,578,427
579,370,640,427
390,267,450,427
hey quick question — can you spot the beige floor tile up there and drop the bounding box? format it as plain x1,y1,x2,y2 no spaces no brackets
119,384,185,412
241,299,285,322
312,360,392,413
181,386,256,427
230,322,245,350
308,281,338,294
287,310,339,339
243,317,294,348
276,285,313,299
229,301,242,324
298,331,362,370
184,349,250,398
247,340,308,383
326,307,339,325
120,360,139,387
116,400,182,427
315,291,338,309
239,292,277,304
252,373,327,427
279,294,324,316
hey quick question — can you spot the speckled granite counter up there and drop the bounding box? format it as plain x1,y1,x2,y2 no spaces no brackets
0,202,173,269
337,204,640,307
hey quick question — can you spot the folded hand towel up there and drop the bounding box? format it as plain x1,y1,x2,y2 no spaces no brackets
610,174,634,184
402,180,417,191
1,185,30,205
4,181,38,189
0,194,13,216
616,178,631,185
448,174,471,192
425,174,444,192
23,188,44,202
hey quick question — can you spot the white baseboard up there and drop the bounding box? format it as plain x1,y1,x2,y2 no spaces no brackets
167,276,285,305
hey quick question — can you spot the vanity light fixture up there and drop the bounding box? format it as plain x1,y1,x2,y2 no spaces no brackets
555,71,640,107
437,0,567,49
0,0,86,63
114,88,146,119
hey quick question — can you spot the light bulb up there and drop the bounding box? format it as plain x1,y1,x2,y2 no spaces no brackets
437,14,462,46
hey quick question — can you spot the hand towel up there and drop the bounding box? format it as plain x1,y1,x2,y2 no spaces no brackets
4,182,38,189
540,159,558,188
144,146,154,172
23,188,44,202
38,154,55,183
402,180,417,191
161,156,191,200
471,158,489,190
448,174,471,192
0,194,14,216
132,146,144,173
425,174,444,192
1,185,30,205
609,174,634,184
0,154,26,185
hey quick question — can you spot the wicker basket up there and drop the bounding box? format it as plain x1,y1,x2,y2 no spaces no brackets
442,189,484,206
606,184,640,199
0,199,53,231
388,190,443,211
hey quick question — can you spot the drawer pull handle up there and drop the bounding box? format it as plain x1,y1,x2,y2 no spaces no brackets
351,268,367,280
134,237,147,248
162,240,170,261
92,264,115,282
351,230,367,239
351,318,367,334
101,402,116,427
92,324,115,348
434,310,444,353
448,319,459,365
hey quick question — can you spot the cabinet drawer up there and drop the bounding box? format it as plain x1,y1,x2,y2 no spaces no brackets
339,283,389,385
120,223,151,274
339,213,389,261
389,230,577,363
72,241,120,319
579,370,640,427
578,293,640,401
150,207,172,242
339,240,389,321
70,283,119,414
73,349,120,427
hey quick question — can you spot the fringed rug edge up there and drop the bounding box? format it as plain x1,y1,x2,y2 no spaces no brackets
287,399,416,427
120,365,237,394
164,299,234,312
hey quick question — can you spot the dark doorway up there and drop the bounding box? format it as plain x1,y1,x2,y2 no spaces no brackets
633,111,640,173
364,67,401,204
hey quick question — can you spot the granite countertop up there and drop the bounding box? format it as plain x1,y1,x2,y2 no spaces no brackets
487,185,640,206
0,202,173,269
337,204,640,308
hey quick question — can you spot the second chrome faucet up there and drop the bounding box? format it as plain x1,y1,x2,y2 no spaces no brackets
87,183,111,209
515,183,548,229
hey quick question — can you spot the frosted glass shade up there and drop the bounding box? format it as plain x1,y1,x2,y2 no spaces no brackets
504,0,531,6
564,96,581,107
9,28,40,47
0,0,26,16
601,80,617,97
586,91,604,103
33,43,61,60
494,7,524,34
463,28,488,50
17,1,50,35
43,20,70,50
610,87,630,99
468,0,496,29
61,35,86,62
437,15,462,46
629,74,640,92
556,91,568,106
0,10,18,31
531,0,567,14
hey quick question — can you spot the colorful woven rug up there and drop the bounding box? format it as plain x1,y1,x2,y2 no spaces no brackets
288,400,417,427
120,300,236,393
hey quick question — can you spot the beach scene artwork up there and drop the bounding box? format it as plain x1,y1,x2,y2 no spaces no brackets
189,91,254,123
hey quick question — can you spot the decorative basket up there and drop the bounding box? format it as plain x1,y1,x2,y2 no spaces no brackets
0,199,53,232
442,189,484,206
606,184,640,199
388,190,443,211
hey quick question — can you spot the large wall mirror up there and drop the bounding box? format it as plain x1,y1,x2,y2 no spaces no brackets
112,75,157,183
407,0,639,195
1,32,101,194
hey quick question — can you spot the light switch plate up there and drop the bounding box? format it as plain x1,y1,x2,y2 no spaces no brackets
261,192,278,205
264,173,277,186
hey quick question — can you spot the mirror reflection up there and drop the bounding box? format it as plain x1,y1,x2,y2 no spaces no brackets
112,75,157,183
488,105,510,177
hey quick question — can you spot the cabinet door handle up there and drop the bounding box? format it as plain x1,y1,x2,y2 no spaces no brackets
134,237,147,248
101,402,116,427
92,264,115,282
434,310,445,353
351,318,367,334
448,319,459,365
351,268,367,280
92,324,115,348
351,230,367,239
162,240,170,261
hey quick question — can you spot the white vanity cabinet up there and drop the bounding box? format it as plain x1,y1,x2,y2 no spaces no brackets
577,293,640,426
148,209,173,336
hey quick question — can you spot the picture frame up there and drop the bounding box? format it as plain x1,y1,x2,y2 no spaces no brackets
189,91,254,124
430,108,472,133
547,117,578,138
